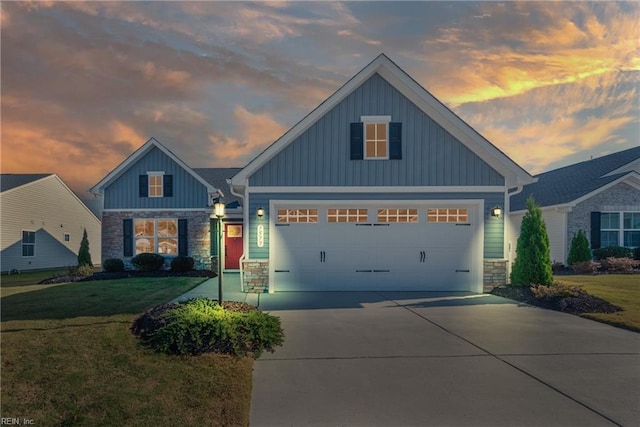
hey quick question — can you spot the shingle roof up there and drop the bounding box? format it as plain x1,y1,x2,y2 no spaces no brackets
511,146,640,212
0,174,53,193
193,168,243,205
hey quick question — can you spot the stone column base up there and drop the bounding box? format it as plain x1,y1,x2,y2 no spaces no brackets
242,259,269,293
483,259,508,293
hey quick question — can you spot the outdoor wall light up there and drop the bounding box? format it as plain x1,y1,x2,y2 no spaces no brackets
214,201,226,218
491,206,502,218
257,207,265,217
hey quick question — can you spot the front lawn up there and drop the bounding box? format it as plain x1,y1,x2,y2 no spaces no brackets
556,275,640,332
1,277,253,426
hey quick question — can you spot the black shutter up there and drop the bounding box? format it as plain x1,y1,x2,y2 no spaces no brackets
178,219,188,256
164,175,173,197
139,175,148,197
590,211,601,249
389,122,402,160
350,122,363,160
123,219,133,257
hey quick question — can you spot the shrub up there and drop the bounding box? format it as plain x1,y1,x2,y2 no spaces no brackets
551,261,566,272
593,246,633,260
530,282,585,299
103,258,125,273
571,260,600,274
131,298,284,358
77,265,94,277
170,256,195,272
510,196,553,286
600,257,640,273
77,228,93,268
131,253,165,272
567,229,591,266
634,247,640,260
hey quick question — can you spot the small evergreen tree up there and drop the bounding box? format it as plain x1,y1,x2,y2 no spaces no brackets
567,229,591,266
78,228,93,268
510,196,553,286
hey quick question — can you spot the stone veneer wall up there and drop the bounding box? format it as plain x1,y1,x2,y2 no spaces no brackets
567,181,640,253
483,259,508,292
242,259,269,293
102,211,212,269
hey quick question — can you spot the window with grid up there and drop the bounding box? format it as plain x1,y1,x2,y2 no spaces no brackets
328,209,368,223
377,208,418,223
149,174,163,197
134,219,178,254
277,209,318,223
22,231,35,257
600,212,620,247
427,208,469,223
623,212,640,247
365,123,388,159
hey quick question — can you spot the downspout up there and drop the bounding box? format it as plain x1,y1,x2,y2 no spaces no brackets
228,179,247,292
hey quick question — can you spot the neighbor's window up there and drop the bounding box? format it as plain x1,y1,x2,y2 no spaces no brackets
134,219,178,255
148,174,163,197
362,116,390,159
328,209,368,223
623,212,640,247
601,212,640,247
427,208,469,223
600,212,620,247
277,209,318,223
22,231,35,257
377,208,418,223
64,233,71,242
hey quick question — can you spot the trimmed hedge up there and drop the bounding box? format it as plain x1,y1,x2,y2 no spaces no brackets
171,256,195,272
103,258,125,273
593,246,633,260
131,253,165,272
131,298,284,358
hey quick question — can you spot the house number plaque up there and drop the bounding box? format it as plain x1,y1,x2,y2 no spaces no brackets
257,225,264,248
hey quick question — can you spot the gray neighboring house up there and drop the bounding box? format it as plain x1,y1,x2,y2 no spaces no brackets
1,174,102,272
509,146,640,265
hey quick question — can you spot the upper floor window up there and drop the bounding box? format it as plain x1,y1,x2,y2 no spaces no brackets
139,173,173,198
350,116,402,161
22,231,35,257
149,174,163,197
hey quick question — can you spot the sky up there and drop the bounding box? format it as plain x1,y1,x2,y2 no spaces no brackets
2,1,639,207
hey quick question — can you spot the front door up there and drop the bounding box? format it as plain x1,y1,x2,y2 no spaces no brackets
224,223,243,270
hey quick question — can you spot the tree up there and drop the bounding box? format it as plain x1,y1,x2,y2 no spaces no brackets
510,196,553,286
567,229,591,266
78,228,93,268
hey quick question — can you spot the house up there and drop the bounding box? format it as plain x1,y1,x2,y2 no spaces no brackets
229,54,534,293
509,146,640,265
0,174,102,272
89,138,244,271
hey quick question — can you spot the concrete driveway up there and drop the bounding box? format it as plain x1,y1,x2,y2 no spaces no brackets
250,292,640,427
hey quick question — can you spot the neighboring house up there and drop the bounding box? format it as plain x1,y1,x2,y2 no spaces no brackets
509,146,640,265
89,138,243,271
230,54,534,293
0,174,102,272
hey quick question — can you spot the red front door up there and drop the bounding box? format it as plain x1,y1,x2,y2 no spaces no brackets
224,223,243,270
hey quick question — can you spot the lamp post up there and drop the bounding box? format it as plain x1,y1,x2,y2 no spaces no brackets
214,201,226,304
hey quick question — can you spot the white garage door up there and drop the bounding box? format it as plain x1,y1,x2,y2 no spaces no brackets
270,202,482,292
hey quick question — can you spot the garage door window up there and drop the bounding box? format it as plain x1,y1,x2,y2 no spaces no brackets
427,208,468,223
377,208,418,223
328,209,368,223
277,209,318,223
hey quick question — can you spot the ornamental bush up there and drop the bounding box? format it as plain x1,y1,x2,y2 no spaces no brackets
131,298,285,358
600,257,639,273
103,258,125,273
510,196,553,286
131,253,165,272
567,229,591,266
593,246,633,260
77,228,93,268
170,256,195,272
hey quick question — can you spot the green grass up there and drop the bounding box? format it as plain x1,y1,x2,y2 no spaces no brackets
1,277,253,426
1,268,71,287
556,275,640,332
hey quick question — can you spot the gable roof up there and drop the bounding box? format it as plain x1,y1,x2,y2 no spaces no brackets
510,146,640,212
89,137,219,196
193,168,243,205
231,53,534,189
1,174,53,192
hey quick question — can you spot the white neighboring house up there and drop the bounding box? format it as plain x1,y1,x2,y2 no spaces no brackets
1,174,102,272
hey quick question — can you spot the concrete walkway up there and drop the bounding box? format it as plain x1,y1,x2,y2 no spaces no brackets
172,283,640,426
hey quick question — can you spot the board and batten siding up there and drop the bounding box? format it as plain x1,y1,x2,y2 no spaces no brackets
0,176,102,272
247,192,504,260
249,73,504,188
104,147,210,210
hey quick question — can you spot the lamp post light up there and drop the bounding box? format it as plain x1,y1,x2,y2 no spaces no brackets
214,201,226,304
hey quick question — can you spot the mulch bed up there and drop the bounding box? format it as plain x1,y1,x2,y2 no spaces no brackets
38,270,216,284
490,285,622,315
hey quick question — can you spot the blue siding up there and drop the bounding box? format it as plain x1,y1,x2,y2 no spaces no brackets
248,192,504,259
104,147,210,209
250,73,504,187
